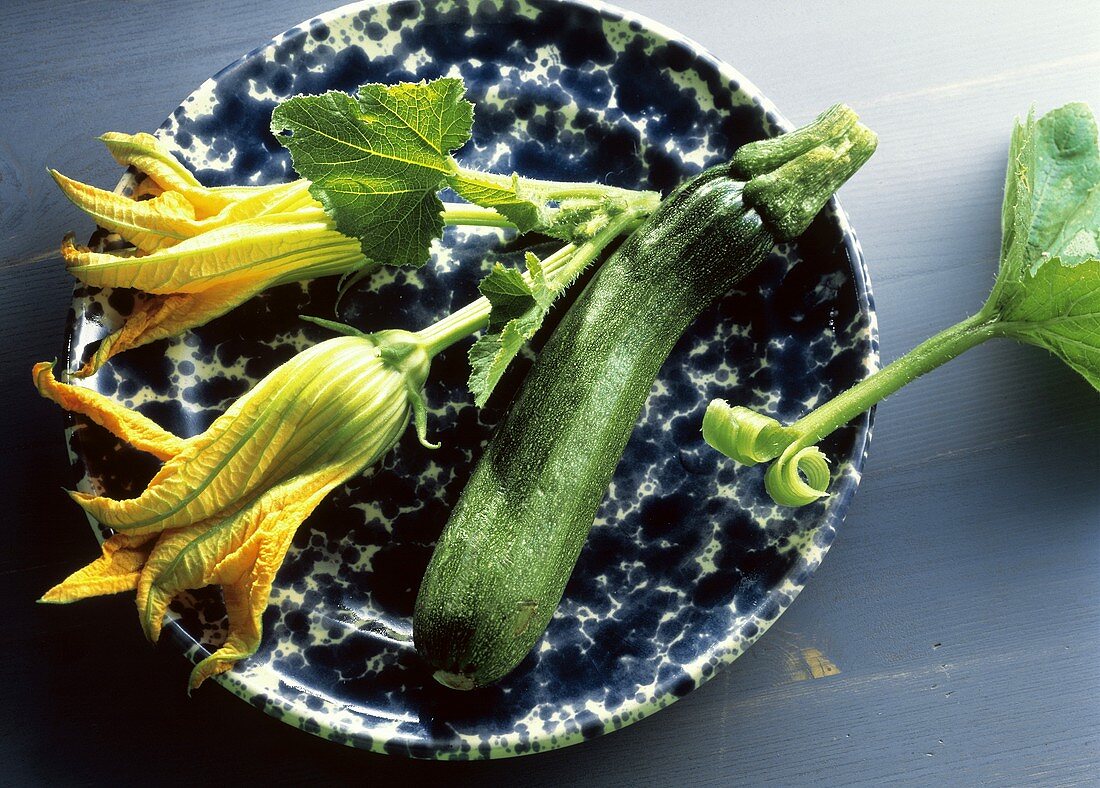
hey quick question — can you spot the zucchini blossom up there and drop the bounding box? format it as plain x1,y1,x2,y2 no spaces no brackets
51,133,370,377
35,332,431,689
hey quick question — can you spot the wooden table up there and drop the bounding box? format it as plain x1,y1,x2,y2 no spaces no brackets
3,1,1097,784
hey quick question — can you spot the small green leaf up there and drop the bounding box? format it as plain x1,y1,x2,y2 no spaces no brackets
468,252,554,406
271,78,474,267
478,252,551,327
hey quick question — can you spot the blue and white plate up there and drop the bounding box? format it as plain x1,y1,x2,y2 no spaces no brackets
64,0,875,759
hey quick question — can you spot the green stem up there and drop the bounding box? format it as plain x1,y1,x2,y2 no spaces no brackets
327,204,518,306
788,312,1000,447
415,211,639,357
440,203,516,228
452,163,660,206
260,181,516,228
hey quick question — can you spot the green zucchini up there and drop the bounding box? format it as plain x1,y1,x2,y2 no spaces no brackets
413,106,877,689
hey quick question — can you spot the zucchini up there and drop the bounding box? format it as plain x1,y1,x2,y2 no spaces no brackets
414,106,877,689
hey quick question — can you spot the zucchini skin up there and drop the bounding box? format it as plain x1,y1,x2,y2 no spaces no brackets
414,164,778,689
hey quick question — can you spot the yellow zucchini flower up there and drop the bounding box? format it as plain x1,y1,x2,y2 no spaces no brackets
35,331,432,689
51,133,370,376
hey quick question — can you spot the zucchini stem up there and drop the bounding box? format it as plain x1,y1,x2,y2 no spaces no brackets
451,164,660,206
731,104,859,178
743,119,878,241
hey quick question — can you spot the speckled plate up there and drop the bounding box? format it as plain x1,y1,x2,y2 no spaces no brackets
63,0,875,759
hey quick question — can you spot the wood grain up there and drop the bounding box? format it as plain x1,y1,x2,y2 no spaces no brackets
2,1,1097,785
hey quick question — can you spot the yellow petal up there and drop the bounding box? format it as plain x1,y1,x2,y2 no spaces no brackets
134,438,375,686
51,169,200,252
69,337,410,535
100,132,304,217
32,361,186,461
187,581,261,689
99,132,205,193
135,522,223,642
40,532,158,603
187,522,301,690
133,472,341,688
52,168,314,254
61,211,364,293
74,279,269,377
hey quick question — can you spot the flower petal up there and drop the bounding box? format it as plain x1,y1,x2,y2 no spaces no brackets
39,532,158,603
135,522,223,642
99,132,205,193
100,132,294,216
32,361,186,461
187,581,262,690
67,337,409,535
74,280,270,377
155,475,340,688
51,169,200,252
132,447,376,686
61,211,364,293
52,167,316,254
187,522,301,690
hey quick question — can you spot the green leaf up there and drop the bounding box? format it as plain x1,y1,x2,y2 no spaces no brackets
996,256,1100,390
999,103,1100,280
988,103,1100,390
479,253,551,328
468,252,554,406
270,78,474,267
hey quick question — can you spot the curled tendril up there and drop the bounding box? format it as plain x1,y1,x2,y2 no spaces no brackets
701,399,831,507
764,444,831,507
701,400,797,465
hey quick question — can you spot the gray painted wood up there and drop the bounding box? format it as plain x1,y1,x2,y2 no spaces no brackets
2,1,1097,784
